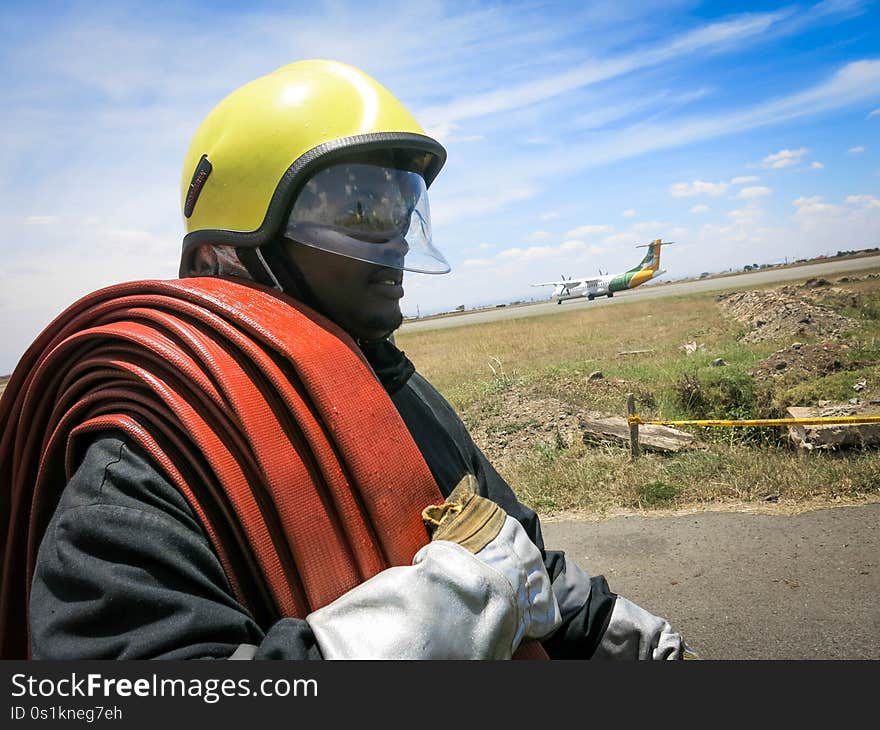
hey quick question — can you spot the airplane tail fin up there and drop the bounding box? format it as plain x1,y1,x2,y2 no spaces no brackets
632,239,671,272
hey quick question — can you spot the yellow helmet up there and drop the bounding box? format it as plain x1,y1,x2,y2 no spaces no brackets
179,59,447,276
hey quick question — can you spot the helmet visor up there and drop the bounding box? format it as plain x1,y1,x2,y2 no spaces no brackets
284,162,450,274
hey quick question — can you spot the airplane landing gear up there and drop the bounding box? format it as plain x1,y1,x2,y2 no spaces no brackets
557,299,562,305
587,294,595,301
606,292,614,298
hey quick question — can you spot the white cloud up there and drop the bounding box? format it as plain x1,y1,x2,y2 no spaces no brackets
633,221,670,235
793,195,836,214
762,147,808,168
792,194,880,243
559,239,605,256
432,186,537,225
497,245,556,262
602,231,639,247
622,208,636,218
868,109,880,118
560,240,586,253
461,258,493,269
524,230,553,242
811,161,825,169
564,224,613,238
690,204,710,214
539,59,880,179
420,10,784,130
727,204,765,225
730,176,759,185
738,186,772,199
846,194,880,208
669,180,729,197
24,215,60,225
539,211,560,221
848,145,866,154
463,242,493,255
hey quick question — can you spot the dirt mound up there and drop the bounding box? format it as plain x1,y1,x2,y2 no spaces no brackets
716,285,856,343
463,375,657,465
836,273,880,284
464,390,582,465
750,342,852,382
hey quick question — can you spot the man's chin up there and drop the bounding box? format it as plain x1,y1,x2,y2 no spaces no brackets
351,308,403,342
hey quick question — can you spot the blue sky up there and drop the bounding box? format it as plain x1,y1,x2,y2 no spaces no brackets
1,0,879,372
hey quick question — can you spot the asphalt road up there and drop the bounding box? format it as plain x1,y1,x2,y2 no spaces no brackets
403,254,880,660
400,254,880,333
542,504,880,660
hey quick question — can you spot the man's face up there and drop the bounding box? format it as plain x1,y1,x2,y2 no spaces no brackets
283,241,404,341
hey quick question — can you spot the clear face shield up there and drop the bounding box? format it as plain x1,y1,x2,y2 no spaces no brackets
283,160,450,274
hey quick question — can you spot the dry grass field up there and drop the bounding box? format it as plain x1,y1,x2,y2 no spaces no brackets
397,269,880,518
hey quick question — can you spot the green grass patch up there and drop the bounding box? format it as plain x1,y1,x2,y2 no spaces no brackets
398,269,880,515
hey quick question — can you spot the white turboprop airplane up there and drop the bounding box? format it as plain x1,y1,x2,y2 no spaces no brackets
532,239,673,304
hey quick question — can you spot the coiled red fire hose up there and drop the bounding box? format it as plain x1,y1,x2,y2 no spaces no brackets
0,278,547,660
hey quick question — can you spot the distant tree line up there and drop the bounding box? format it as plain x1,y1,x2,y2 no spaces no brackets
744,246,879,271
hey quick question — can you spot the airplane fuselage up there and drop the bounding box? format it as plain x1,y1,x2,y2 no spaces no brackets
533,239,671,304
553,268,665,301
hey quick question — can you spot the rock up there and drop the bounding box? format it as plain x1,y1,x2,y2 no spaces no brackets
787,405,880,450
854,380,867,392
588,371,604,381
711,358,727,367
774,361,787,370
579,416,698,453
682,341,707,355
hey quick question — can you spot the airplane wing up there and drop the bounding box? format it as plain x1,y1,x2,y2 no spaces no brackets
531,279,588,288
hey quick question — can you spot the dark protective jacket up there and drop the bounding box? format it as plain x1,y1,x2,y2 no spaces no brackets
29,339,615,659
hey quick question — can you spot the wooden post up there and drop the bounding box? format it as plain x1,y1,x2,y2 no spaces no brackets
627,393,640,459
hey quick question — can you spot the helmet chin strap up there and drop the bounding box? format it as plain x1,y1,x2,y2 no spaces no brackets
256,239,325,311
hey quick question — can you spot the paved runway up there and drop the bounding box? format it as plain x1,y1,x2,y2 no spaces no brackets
401,254,880,333
542,503,880,660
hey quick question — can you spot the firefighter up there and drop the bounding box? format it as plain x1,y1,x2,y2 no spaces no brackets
22,60,690,659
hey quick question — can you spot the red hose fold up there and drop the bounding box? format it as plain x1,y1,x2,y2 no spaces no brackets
0,277,547,660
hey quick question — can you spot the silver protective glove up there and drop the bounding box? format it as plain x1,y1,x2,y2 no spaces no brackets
305,476,560,659
592,595,697,660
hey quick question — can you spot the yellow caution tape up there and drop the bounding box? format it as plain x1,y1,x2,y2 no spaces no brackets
629,415,880,428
